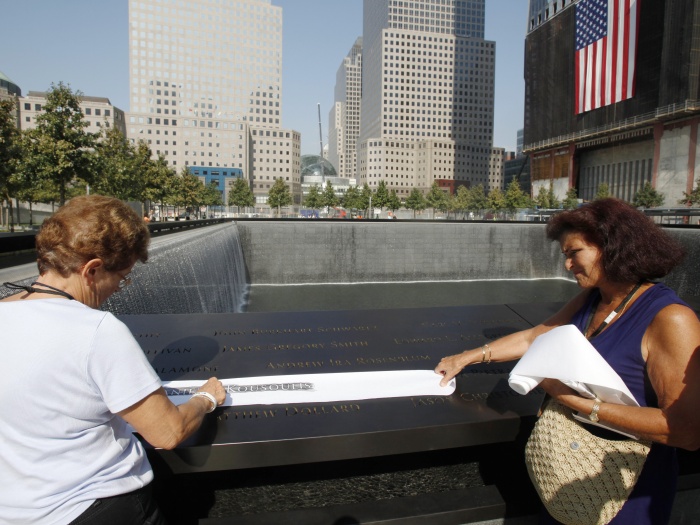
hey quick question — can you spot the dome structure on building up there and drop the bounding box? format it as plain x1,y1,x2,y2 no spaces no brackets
301,155,337,177
0,70,22,97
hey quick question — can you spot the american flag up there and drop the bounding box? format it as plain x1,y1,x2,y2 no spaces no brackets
575,0,641,115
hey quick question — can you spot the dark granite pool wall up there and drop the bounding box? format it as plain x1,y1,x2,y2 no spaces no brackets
236,222,699,297
236,222,569,284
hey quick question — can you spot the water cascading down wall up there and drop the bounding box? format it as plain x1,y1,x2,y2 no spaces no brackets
103,221,699,313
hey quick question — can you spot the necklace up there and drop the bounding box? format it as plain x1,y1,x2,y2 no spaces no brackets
3,281,76,301
584,282,643,339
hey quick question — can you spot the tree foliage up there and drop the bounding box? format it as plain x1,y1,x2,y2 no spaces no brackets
267,177,292,215
0,98,24,229
633,182,664,208
229,178,255,211
563,188,579,210
405,188,427,218
679,178,700,206
24,82,96,205
595,182,610,200
426,182,449,215
534,180,560,210
504,179,532,211
93,127,142,200
321,180,339,209
358,184,373,216
487,187,506,213
386,190,402,212
374,180,389,210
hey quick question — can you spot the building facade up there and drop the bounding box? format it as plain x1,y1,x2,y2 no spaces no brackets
126,0,301,204
19,92,126,136
328,37,363,182
524,0,700,206
356,0,495,199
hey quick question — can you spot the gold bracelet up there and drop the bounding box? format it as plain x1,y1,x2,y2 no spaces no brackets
479,344,492,364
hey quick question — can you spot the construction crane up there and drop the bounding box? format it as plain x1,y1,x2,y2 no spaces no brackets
317,103,324,158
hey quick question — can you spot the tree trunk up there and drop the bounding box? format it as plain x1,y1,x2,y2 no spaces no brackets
8,199,15,232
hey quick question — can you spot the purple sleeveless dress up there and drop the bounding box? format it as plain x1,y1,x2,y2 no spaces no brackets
540,283,687,525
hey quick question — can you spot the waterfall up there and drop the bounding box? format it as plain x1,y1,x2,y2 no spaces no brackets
103,223,248,314
0,223,249,314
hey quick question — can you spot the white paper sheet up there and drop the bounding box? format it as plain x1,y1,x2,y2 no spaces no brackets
508,325,640,437
163,370,456,407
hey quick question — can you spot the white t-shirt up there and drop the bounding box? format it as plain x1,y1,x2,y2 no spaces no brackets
0,299,162,525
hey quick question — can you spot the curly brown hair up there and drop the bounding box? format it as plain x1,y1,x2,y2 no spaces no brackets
36,195,150,277
546,198,685,283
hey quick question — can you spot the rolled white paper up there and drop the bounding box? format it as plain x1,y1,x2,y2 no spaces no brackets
164,369,456,407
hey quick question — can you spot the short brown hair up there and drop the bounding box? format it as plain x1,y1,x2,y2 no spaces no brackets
546,198,685,283
36,195,150,277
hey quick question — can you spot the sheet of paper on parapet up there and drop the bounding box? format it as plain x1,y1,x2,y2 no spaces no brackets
163,369,456,407
508,325,641,438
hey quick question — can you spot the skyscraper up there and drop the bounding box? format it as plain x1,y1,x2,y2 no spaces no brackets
328,37,363,181
127,0,301,205
357,0,495,198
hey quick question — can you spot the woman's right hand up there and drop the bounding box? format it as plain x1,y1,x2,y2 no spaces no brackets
435,351,474,387
197,377,227,407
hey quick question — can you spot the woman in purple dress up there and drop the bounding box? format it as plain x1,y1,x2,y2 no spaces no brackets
435,198,700,524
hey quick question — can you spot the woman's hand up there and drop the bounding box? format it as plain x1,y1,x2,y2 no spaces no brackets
435,351,473,387
197,377,226,407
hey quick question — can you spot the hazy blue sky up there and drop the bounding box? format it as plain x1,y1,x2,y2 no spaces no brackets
0,0,528,154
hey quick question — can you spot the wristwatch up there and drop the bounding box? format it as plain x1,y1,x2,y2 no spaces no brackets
589,399,601,422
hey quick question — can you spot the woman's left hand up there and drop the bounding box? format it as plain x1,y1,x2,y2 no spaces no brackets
538,378,593,415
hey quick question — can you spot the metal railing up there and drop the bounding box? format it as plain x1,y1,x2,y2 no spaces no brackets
523,100,700,153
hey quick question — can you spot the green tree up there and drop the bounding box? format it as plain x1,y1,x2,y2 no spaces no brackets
268,177,292,216
679,178,700,206
141,149,177,218
405,188,427,218
201,181,223,216
374,180,390,210
487,187,506,216
504,179,531,213
358,184,373,217
303,184,322,212
563,187,579,210
595,182,610,200
24,82,96,205
321,180,339,210
425,182,449,218
466,184,489,217
174,168,206,217
547,180,561,209
0,98,24,230
228,178,255,214
453,186,469,219
341,185,360,210
386,190,401,213
535,185,551,209
92,127,141,200
633,182,664,208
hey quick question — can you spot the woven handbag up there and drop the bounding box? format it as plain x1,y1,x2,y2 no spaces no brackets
525,400,651,525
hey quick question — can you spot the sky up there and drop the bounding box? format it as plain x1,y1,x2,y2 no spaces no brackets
0,0,528,154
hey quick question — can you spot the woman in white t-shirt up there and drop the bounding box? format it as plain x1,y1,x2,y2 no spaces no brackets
0,195,226,525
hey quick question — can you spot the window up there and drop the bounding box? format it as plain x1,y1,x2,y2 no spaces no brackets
85,108,92,115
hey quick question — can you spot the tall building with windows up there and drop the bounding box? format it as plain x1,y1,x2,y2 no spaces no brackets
356,0,495,198
524,0,700,205
328,37,363,181
126,0,301,204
